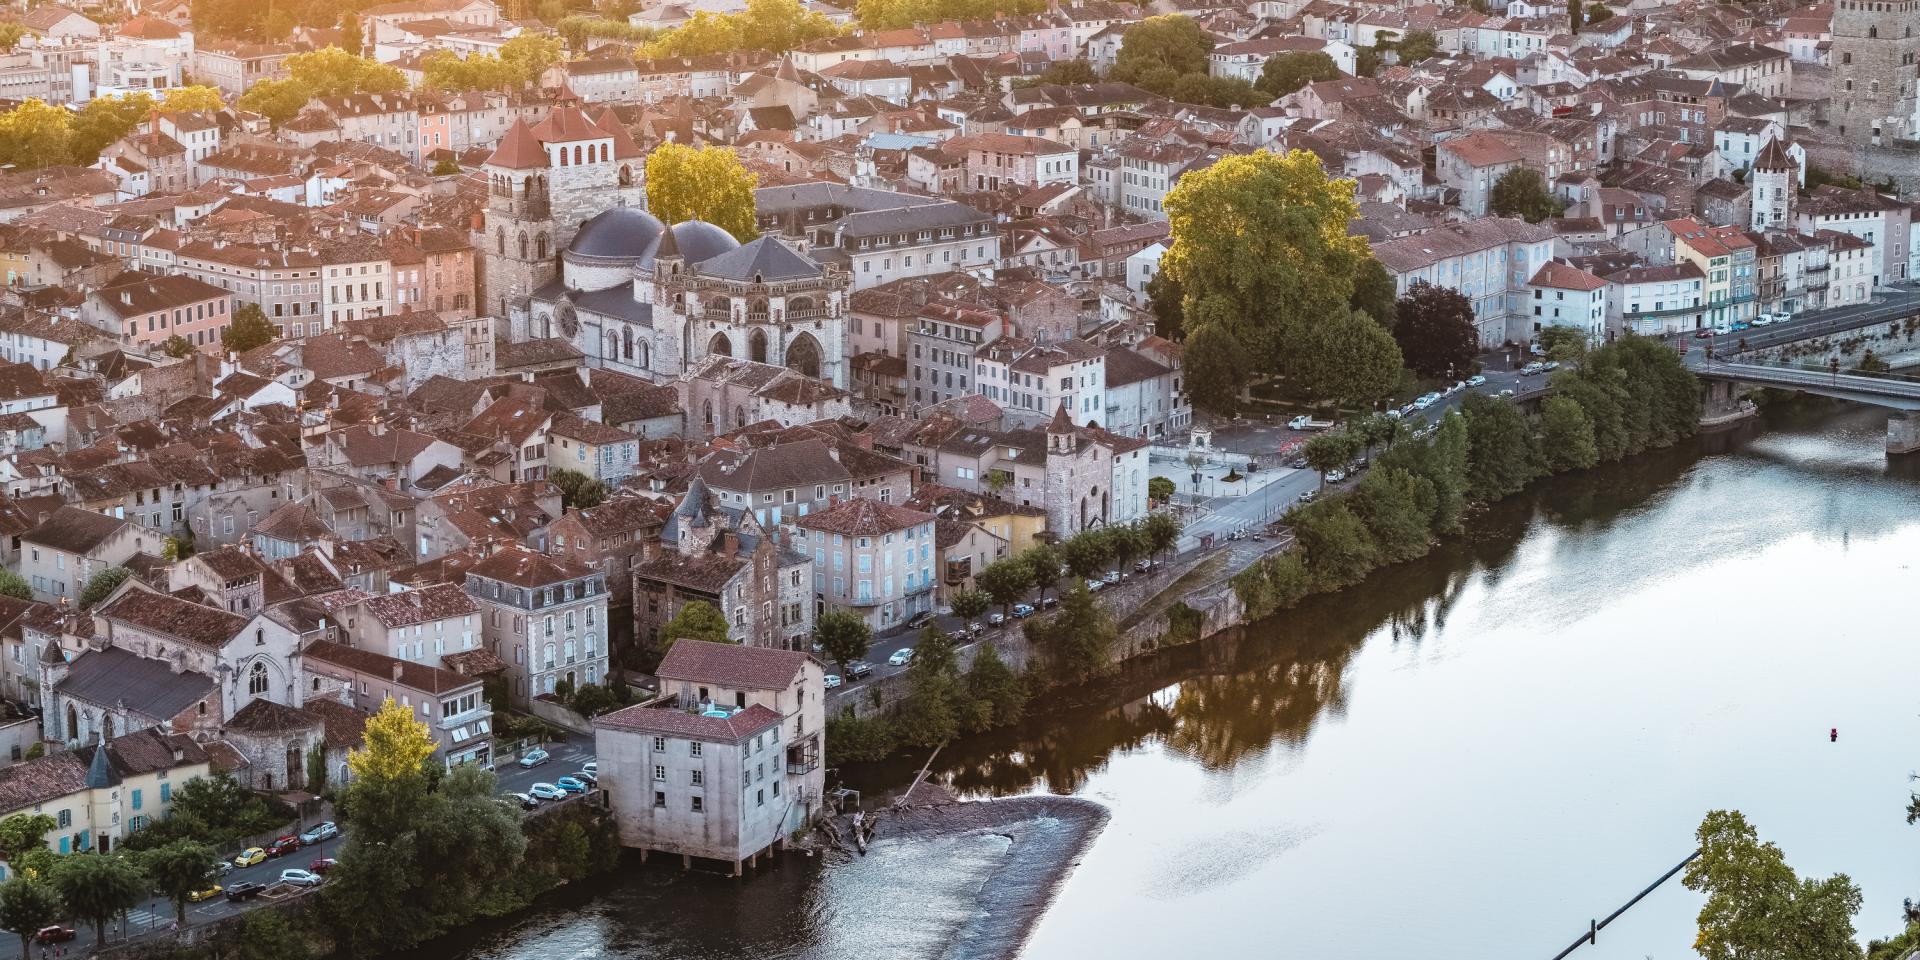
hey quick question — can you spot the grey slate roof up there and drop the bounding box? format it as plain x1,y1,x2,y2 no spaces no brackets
56,645,215,721
696,236,821,282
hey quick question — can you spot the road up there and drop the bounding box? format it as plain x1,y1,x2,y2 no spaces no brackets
24,832,348,958
494,731,597,799
1686,285,1920,355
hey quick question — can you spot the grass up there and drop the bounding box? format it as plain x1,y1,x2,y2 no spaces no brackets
1117,553,1231,632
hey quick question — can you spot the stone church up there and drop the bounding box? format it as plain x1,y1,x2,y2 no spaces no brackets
477,97,850,390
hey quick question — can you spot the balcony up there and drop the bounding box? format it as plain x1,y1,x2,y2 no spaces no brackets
1806,262,1831,273
1624,302,1705,319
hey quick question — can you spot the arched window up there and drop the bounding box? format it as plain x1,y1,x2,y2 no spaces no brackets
496,227,505,256
518,233,528,259
573,145,583,165
558,147,568,167
622,325,634,360
536,233,549,259
619,164,631,186
637,339,649,368
248,661,269,696
1869,25,1878,36
735,405,746,427
703,399,714,426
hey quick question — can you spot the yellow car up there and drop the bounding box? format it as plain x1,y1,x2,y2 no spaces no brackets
232,848,266,867
187,885,222,902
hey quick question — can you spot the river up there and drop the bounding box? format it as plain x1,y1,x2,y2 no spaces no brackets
438,401,1920,960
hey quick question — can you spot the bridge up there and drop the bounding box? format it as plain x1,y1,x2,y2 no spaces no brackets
1678,287,1920,451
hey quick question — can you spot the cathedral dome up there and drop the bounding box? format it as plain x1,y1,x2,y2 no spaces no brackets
568,207,667,261
667,219,741,266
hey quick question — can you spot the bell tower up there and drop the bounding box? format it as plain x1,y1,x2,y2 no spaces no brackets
477,118,558,330
1749,138,1797,230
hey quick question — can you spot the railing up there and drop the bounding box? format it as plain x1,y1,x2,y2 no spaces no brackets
1624,303,1705,319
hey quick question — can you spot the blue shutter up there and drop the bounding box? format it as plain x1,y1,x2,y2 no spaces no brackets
131,788,142,811
160,782,171,803
57,837,68,855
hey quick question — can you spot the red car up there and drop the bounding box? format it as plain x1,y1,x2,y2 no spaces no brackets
35,926,74,944
309,857,337,874
266,835,303,858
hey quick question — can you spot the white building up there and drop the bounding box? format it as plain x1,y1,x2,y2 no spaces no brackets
1526,261,1609,343
1372,217,1557,347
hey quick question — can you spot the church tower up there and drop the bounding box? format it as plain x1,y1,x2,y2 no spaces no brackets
478,119,557,325
1750,138,1797,230
1829,0,1920,145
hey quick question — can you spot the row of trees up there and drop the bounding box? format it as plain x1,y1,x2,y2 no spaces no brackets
1107,15,1266,109
854,0,1046,30
419,35,563,92
0,87,225,171
1234,337,1700,619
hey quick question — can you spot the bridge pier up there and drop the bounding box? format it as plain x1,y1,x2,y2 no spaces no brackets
1698,380,1757,428
1888,412,1920,455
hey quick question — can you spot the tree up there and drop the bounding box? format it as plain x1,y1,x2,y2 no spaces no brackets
222,302,277,353
1112,15,1211,86
1568,0,1583,32
1294,308,1402,407
237,78,311,126
0,569,28,602
306,742,328,798
78,567,130,608
949,589,990,626
0,814,55,876
349,697,438,783
50,853,146,947
644,142,759,242
68,93,154,165
658,599,730,654
1349,467,1436,563
894,629,961,748
1536,324,1589,364
499,34,563,84
284,47,404,97
962,641,1024,732
0,877,61,960
1351,257,1397,327
0,24,25,53
1684,810,1864,960
1015,59,1098,87
1488,167,1563,223
1021,542,1064,604
1146,270,1184,341
1461,393,1541,502
1302,430,1359,488
1143,510,1182,561
1148,476,1176,503
1351,412,1398,457
160,334,194,358
1289,499,1379,589
1392,280,1479,379
421,50,519,92
1061,529,1113,580
161,85,225,113
1256,50,1340,98
549,468,607,511
974,557,1029,620
1182,322,1247,416
566,683,624,718
1107,524,1148,575
1029,582,1115,684
1540,395,1599,472
1585,3,1614,23
340,12,364,56
1162,149,1375,401
812,609,871,675
228,909,315,960
0,100,74,171
1396,29,1439,64
139,840,219,924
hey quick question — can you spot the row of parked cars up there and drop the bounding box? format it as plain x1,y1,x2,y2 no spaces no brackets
511,758,599,808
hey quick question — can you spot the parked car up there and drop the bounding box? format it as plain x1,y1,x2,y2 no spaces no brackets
1412,395,1435,410
581,760,596,775
1398,403,1416,416
510,792,538,810
1289,456,1309,469
1731,321,1750,331
1751,314,1773,326
1326,469,1347,483
1012,603,1035,618
1694,328,1715,339
1520,362,1545,376
1298,489,1318,503
1542,361,1560,371
225,882,265,902
888,648,915,666
969,619,989,633
1384,407,1403,419
1466,375,1487,387
212,860,233,877
267,836,302,858
554,776,590,795
279,869,324,888
299,821,338,845
518,748,551,768
1086,579,1106,592
848,661,874,679
823,674,842,689
310,858,337,875
987,611,1006,626
187,885,222,903
573,771,597,786
1101,570,1122,585
903,611,933,630
233,847,266,868
35,927,75,944
528,783,566,801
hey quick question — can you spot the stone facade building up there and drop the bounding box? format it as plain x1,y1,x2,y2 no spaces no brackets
464,542,611,704
1829,0,1920,145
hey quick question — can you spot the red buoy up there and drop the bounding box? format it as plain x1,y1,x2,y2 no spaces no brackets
1831,728,1838,742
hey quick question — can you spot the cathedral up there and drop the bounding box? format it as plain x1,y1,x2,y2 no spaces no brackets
477,99,849,390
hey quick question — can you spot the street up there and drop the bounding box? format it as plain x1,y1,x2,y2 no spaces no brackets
23,832,347,958
493,731,597,799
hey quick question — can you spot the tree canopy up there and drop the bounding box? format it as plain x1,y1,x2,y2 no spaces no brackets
1684,810,1864,960
812,609,872,674
659,599,731,653
1162,149,1387,413
1488,167,1563,223
1392,280,1479,379
1257,50,1341,98
349,698,438,783
1112,15,1212,83
854,0,1043,30
645,142,760,242
222,302,278,353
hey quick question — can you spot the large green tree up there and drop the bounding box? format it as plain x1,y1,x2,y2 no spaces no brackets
0,570,29,602
1392,280,1479,379
973,557,1029,620
1489,167,1563,223
1256,50,1341,98
1460,393,1541,502
139,840,220,924
1028,582,1115,685
1162,149,1376,411
1111,15,1212,86
962,642,1024,732
1289,499,1378,589
645,142,760,242
50,854,146,947
812,609,871,675
78,567,131,608
893,629,961,748
1539,395,1599,472
0,877,61,960
1021,542,1065,605
222,302,278,353
549,468,607,511
1294,309,1402,407
1351,257,1398,327
658,599,730,654
1684,810,1863,960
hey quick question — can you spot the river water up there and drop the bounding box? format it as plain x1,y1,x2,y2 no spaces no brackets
441,402,1920,960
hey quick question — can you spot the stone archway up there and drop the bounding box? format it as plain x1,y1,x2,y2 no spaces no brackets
709,331,733,359
750,328,769,364
786,331,823,379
